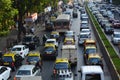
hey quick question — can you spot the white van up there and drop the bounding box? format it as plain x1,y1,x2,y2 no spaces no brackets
80,66,104,80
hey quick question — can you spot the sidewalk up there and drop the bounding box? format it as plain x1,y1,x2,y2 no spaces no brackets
0,23,44,52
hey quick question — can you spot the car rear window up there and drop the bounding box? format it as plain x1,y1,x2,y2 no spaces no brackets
17,70,31,75
55,63,69,69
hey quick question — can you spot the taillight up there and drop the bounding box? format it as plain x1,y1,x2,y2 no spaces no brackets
14,77,16,80
11,62,15,67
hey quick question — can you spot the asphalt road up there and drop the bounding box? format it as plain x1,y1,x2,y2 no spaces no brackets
9,7,113,80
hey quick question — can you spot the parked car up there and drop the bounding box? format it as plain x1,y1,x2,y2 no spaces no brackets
14,65,41,80
22,34,40,50
11,45,29,58
0,66,11,80
111,31,120,45
103,23,114,34
2,53,23,71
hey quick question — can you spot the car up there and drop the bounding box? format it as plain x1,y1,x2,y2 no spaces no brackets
111,32,120,45
45,20,54,31
14,65,41,80
103,23,114,34
11,45,29,58
112,20,120,28
45,39,58,48
87,53,103,69
100,18,109,28
0,66,11,80
26,52,42,65
50,31,60,42
64,30,75,39
84,39,96,49
80,21,89,30
81,13,88,22
63,37,75,45
80,29,91,35
78,32,91,45
53,58,71,78
72,8,78,18
2,53,23,71
22,34,40,50
42,44,58,60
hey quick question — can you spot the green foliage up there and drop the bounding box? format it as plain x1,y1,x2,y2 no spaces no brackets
0,0,18,32
0,30,10,36
86,5,120,75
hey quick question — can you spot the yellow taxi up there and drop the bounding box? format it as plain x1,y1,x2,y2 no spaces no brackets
53,58,71,76
2,52,23,71
42,44,58,60
64,37,75,45
26,52,42,65
87,53,103,69
84,39,96,47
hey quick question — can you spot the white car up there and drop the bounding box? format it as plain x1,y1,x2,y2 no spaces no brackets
45,39,58,48
78,33,91,45
0,66,11,80
65,31,75,38
111,32,120,44
14,65,40,80
80,29,91,35
11,45,29,58
80,21,89,30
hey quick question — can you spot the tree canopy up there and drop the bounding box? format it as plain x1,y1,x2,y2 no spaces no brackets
0,0,18,31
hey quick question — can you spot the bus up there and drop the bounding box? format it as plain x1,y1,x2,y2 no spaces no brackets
54,14,71,33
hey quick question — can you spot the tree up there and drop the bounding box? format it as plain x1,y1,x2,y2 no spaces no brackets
0,0,18,33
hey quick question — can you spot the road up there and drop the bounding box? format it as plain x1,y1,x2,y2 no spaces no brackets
10,7,112,80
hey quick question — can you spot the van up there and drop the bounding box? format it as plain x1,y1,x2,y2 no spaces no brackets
79,66,104,80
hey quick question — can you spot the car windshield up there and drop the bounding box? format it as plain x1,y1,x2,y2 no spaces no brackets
86,48,96,54
3,56,13,62
81,30,90,33
17,70,31,75
46,41,55,44
11,47,21,51
86,74,101,80
89,58,101,64
55,62,69,69
27,56,40,62
114,33,120,38
64,40,73,44
50,35,59,38
80,34,89,38
23,36,32,42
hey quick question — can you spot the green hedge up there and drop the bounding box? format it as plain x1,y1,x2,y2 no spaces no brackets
86,5,120,74
0,30,9,37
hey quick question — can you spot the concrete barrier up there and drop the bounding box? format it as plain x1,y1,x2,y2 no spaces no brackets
86,6,120,80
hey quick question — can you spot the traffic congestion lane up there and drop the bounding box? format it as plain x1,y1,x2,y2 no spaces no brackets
70,6,112,80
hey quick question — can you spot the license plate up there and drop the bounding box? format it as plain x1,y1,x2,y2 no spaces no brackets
4,62,9,65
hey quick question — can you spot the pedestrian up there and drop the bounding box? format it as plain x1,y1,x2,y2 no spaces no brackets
30,27,35,34
42,34,48,44
35,61,42,72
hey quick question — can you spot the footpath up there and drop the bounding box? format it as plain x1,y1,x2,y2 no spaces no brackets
0,23,44,52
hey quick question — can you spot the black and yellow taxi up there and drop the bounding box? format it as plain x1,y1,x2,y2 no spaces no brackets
84,39,96,48
53,58,71,77
42,44,58,60
26,52,42,65
63,37,75,45
87,53,103,69
2,52,23,71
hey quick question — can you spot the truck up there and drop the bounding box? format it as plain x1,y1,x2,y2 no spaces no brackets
61,44,77,65
79,66,104,80
20,76,42,80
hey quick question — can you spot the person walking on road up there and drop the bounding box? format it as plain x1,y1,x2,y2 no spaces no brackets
35,61,42,72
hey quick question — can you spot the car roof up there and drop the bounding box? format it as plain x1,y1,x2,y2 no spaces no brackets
3,52,16,56
18,65,35,70
81,29,90,31
85,45,96,49
85,39,96,43
27,52,40,56
88,53,101,59
64,37,74,40
55,58,68,63
81,66,103,74
44,43,55,47
13,45,25,48
46,39,56,41
51,31,59,35
114,31,120,34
